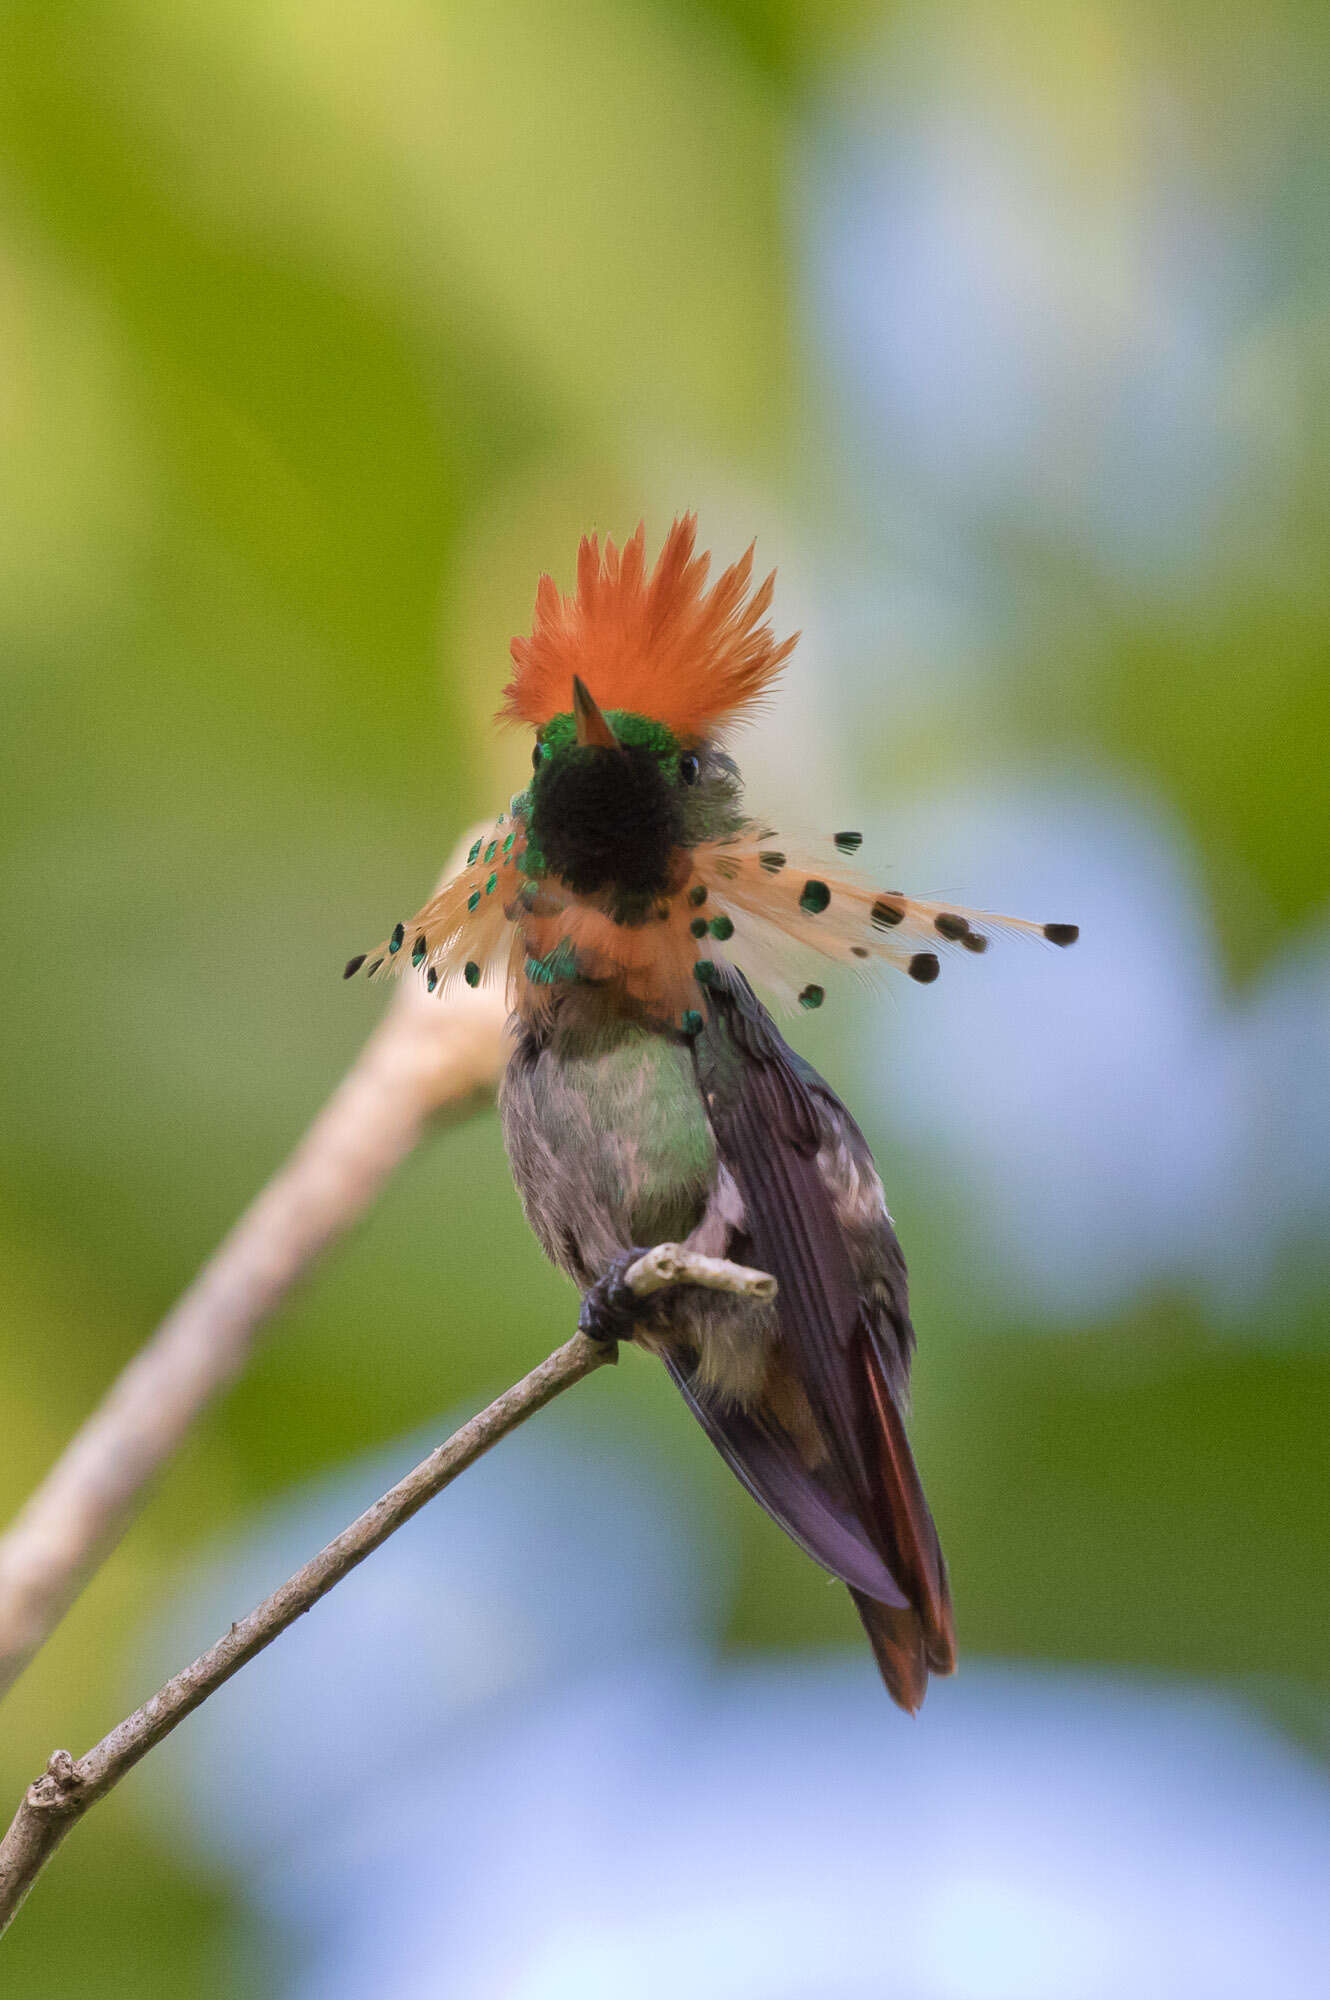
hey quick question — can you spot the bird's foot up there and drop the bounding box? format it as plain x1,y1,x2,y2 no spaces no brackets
578,1249,653,1346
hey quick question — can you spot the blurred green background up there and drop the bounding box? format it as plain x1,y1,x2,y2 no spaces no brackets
2,0,1328,1990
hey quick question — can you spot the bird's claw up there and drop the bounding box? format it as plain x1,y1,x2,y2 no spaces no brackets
578,1249,651,1345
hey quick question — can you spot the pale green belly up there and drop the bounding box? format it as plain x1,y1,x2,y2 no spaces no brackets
554,1027,717,1247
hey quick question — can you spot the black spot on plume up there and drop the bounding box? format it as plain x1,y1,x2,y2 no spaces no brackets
531,743,683,901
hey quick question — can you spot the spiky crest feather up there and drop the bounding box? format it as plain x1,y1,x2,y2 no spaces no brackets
501,515,797,739
348,518,1076,1022
344,520,1079,1721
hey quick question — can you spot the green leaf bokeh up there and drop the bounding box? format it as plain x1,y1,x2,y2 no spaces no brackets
2,1,1327,1986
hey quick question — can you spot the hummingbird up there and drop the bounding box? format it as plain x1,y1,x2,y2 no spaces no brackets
346,517,1077,1711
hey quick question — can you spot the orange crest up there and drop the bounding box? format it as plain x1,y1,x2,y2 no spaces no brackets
501,515,798,739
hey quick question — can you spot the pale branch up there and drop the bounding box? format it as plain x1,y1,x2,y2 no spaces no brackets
621,1242,777,1304
0,1247,776,1939
0,834,510,1704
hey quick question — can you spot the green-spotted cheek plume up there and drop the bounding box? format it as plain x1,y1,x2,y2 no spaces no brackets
344,517,1078,1712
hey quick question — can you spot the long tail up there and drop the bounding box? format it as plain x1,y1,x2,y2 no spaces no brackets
857,1332,956,1684
662,1349,950,1713
850,1591,934,1714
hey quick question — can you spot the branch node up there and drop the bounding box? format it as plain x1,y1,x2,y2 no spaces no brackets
28,1752,84,1816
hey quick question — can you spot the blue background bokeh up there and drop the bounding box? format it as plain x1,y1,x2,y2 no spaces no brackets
3,2,1328,1990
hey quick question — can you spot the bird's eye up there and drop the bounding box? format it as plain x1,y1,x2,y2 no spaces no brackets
679,752,700,786
532,743,543,770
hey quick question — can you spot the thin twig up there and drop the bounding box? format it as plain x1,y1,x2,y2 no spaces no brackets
617,1242,777,1304
0,1247,775,1939
0,835,510,1703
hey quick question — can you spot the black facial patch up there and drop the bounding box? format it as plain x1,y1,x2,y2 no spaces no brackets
530,743,683,900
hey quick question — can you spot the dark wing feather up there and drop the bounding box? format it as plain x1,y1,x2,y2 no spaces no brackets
661,1350,909,1605
690,963,954,1706
692,971,872,1504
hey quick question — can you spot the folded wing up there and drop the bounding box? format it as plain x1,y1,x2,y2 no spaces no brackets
687,963,955,1710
